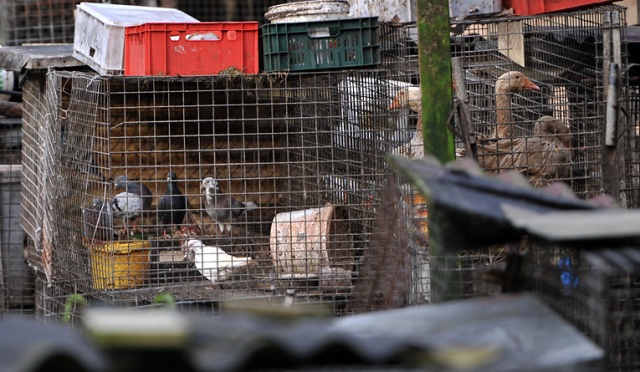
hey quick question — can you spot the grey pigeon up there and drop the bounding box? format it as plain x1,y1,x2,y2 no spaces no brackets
82,198,116,241
201,177,257,234
114,175,153,212
157,171,188,236
111,191,143,233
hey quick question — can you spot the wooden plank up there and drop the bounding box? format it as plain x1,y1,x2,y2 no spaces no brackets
0,45,85,71
501,204,640,246
496,21,525,67
0,101,22,118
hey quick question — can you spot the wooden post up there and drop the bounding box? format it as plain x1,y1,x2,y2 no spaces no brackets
416,0,455,163
601,10,623,201
415,0,462,302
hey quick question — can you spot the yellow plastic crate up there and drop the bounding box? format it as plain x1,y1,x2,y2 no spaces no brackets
89,240,150,290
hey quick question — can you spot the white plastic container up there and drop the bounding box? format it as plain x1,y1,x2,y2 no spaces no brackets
265,0,350,23
73,3,199,75
348,0,416,23
336,77,415,149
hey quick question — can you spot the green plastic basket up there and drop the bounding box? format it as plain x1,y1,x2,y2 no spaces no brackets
261,17,380,72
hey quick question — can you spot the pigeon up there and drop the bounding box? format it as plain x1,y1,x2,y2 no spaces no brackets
157,171,188,236
201,177,257,234
114,175,153,212
183,239,252,285
82,198,117,241
111,191,144,234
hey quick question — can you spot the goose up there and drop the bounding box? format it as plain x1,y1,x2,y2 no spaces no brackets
490,71,540,139
477,116,573,187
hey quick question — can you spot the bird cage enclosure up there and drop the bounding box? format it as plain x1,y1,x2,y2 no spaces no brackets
450,5,629,202
0,0,77,46
443,6,640,369
29,67,432,323
379,22,419,85
624,75,640,208
528,245,640,371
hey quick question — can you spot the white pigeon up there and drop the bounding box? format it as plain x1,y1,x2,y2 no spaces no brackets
183,239,252,284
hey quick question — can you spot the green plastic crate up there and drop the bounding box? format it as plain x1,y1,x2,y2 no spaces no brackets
261,17,380,72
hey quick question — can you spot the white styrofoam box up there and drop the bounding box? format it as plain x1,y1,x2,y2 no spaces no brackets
348,0,416,23
73,3,199,75
336,77,415,149
348,0,417,44
449,0,502,19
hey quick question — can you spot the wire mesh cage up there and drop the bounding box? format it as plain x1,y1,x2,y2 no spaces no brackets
450,5,629,200
623,79,640,208
0,0,77,46
28,67,436,323
0,148,32,315
0,85,34,315
426,7,640,368
528,245,640,371
379,22,419,85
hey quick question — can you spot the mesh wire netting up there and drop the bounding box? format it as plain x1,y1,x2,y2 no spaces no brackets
30,68,428,323
0,0,283,46
7,3,640,370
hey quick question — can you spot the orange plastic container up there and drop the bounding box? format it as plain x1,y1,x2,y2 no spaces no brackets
124,22,259,76
502,0,615,15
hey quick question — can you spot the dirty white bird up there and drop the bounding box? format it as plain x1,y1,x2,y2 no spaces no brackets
183,239,252,285
389,86,425,159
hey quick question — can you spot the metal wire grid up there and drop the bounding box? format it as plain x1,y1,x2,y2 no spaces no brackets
0,0,277,47
178,0,283,24
20,71,48,268
416,7,629,306
0,0,77,46
622,83,640,208
0,159,33,315
28,67,429,323
0,117,21,165
379,22,419,85
528,246,640,371
451,6,629,201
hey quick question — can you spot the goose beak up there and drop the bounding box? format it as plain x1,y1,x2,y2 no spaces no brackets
523,79,540,91
388,98,401,111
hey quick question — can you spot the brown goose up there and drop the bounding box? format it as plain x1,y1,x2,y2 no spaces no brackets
477,116,573,187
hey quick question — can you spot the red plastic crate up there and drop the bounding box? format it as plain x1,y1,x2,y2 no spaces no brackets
124,22,259,76
502,0,616,15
